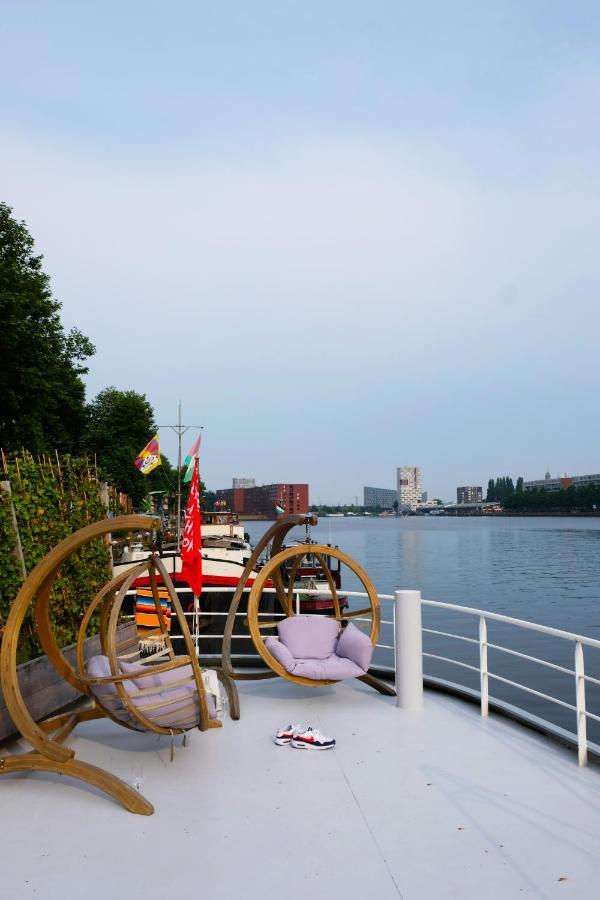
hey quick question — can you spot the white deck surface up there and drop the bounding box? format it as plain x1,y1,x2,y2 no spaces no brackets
3,680,600,899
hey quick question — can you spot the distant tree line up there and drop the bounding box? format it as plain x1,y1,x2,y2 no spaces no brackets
486,474,600,512
486,476,524,502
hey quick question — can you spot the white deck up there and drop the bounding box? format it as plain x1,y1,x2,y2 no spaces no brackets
3,680,600,899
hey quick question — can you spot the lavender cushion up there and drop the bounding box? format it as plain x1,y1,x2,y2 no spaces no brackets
277,616,339,660
336,623,373,672
265,636,297,673
86,654,215,728
119,659,194,689
293,654,364,680
87,654,139,695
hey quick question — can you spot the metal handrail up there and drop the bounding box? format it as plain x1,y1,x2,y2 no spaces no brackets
125,581,598,766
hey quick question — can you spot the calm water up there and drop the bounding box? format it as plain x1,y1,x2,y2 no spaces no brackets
245,516,600,745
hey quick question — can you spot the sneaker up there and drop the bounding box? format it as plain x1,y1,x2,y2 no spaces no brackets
274,723,305,746
291,726,336,750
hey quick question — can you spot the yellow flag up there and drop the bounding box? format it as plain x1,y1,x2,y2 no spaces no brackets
134,435,161,475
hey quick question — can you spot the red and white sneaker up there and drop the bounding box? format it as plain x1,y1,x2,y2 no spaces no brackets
274,723,305,746
291,726,336,750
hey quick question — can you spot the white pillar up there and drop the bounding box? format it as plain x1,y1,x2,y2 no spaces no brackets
394,590,423,709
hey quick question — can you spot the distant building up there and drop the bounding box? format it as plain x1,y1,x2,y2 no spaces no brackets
397,467,422,512
421,491,428,502
232,477,255,489
457,486,483,504
523,472,600,493
216,483,309,518
363,486,397,509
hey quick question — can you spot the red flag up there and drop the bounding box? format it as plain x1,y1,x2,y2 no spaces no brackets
180,457,202,597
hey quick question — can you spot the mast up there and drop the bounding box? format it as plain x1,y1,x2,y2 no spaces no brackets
177,401,182,550
158,401,203,551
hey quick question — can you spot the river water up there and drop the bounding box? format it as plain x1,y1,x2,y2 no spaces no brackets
245,515,600,745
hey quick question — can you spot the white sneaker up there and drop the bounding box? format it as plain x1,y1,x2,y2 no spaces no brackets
291,726,335,750
273,723,305,746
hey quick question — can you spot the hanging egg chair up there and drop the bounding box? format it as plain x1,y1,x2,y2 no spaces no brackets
222,515,395,700
0,515,239,815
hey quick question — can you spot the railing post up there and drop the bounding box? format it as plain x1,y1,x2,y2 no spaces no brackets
394,590,423,710
575,641,588,767
479,616,489,718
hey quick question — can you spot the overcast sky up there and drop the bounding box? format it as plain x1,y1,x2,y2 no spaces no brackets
2,2,599,501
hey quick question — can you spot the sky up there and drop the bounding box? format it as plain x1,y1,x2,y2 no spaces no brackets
2,1,599,502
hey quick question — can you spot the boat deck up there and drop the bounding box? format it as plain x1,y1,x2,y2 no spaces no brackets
3,680,600,898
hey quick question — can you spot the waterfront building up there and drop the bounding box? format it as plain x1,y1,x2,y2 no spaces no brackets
232,477,255,489
457,485,483,504
216,483,309,517
523,472,600,493
363,486,397,509
397,466,422,512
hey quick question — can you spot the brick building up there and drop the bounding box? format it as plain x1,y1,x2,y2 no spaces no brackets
216,483,309,518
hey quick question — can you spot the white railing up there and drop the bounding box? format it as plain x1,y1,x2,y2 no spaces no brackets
128,583,600,766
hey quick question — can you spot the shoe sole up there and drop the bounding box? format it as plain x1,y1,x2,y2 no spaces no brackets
273,737,292,745
291,740,335,750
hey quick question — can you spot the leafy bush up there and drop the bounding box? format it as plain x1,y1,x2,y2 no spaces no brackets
0,451,111,663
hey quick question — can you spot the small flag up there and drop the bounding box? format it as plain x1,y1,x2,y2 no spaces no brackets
183,434,202,483
134,435,161,475
180,457,203,597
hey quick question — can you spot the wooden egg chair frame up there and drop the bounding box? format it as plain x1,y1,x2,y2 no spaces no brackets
222,514,395,699
0,515,239,816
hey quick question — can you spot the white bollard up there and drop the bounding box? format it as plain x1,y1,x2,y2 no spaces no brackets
394,590,423,709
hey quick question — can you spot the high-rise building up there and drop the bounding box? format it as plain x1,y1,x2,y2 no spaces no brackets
232,477,255,489
457,486,483,504
363,486,397,509
397,467,422,511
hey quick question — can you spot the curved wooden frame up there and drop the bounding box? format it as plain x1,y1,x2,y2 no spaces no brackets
222,514,317,681
248,543,382,687
222,515,395,698
0,515,239,815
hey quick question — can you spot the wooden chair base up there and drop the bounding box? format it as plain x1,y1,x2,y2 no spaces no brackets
358,672,397,697
0,751,154,816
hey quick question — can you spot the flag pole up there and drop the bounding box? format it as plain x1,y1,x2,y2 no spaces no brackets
176,400,182,550
157,404,203,552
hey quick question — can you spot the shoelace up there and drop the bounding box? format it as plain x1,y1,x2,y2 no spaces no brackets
299,727,328,742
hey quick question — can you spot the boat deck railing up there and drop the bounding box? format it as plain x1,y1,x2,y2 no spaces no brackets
140,586,600,766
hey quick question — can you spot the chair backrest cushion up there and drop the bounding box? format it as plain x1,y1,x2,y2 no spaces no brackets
87,654,140,695
277,615,339,660
335,622,373,672
86,655,214,729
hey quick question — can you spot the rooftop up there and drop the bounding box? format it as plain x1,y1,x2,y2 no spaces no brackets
3,679,600,899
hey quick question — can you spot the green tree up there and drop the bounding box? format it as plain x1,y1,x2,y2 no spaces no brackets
203,489,216,511
83,387,157,505
0,202,95,452
516,476,524,493
486,479,495,501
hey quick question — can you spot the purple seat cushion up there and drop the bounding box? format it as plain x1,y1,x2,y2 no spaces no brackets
86,655,215,728
336,623,373,672
265,636,297,673
277,616,339,660
293,654,364,680
87,654,139,695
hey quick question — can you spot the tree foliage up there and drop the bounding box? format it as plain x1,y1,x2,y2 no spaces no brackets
486,476,517,502
83,387,158,506
0,202,95,453
486,473,600,512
